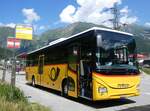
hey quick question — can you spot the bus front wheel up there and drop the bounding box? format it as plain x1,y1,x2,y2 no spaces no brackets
62,81,68,97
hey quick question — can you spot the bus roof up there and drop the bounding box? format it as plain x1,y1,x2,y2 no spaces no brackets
28,27,133,55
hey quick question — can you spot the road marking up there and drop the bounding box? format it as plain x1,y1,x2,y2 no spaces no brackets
143,92,150,95
142,83,150,85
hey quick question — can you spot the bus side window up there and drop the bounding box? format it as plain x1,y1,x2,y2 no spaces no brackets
68,45,80,63
30,60,33,66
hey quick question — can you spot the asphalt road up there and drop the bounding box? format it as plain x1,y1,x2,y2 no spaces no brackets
0,70,150,111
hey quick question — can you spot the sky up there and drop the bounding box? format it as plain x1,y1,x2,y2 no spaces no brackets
0,0,149,34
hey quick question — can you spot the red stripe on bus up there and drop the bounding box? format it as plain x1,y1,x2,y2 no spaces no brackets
68,69,77,75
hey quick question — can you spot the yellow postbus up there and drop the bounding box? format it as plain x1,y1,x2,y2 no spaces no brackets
25,27,140,101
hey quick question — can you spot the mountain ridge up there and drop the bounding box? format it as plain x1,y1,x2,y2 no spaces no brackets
39,22,150,53
0,22,150,57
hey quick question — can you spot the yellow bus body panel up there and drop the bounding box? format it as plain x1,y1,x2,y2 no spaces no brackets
92,73,140,101
42,64,68,91
26,66,37,83
26,64,78,98
26,64,67,91
26,66,140,100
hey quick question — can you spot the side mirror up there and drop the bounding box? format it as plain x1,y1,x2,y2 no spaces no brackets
97,35,102,47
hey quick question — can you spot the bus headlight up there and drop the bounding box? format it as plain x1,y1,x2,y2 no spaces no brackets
98,87,107,94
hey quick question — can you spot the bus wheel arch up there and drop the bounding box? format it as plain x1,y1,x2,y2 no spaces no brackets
61,78,68,97
31,75,36,87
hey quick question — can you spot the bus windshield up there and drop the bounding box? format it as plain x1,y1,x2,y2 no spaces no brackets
95,32,139,75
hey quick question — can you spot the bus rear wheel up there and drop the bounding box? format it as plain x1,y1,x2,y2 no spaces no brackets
32,76,35,87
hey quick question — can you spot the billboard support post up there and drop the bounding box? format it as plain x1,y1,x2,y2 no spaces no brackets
2,59,6,82
10,24,33,86
11,50,16,86
2,48,7,82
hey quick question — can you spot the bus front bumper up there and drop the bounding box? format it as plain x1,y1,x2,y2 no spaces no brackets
92,75,140,101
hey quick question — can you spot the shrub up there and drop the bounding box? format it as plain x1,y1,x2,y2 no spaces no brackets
0,82,50,111
0,82,26,103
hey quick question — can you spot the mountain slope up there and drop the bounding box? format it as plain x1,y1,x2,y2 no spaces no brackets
0,27,15,47
39,22,150,53
0,27,39,57
40,22,106,44
127,24,150,53
0,27,15,59
0,22,150,56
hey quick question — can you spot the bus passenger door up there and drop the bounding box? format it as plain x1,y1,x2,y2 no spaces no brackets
79,60,92,99
38,55,44,85
67,45,79,98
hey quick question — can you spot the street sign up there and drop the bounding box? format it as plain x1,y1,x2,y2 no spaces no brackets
16,25,33,40
7,38,21,49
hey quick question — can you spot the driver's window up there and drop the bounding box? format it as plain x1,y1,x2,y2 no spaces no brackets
114,48,128,64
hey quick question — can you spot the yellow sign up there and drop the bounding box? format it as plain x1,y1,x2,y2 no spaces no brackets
16,25,33,40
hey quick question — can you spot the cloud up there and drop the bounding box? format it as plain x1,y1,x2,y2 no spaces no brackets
120,15,137,24
120,6,137,24
59,5,76,23
59,0,137,27
5,23,16,28
120,6,129,14
145,22,150,27
39,25,46,30
0,22,16,28
22,8,40,24
32,25,48,34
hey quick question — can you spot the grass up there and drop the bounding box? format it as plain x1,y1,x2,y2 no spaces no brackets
0,81,51,111
0,98,50,111
0,82,26,103
141,67,150,75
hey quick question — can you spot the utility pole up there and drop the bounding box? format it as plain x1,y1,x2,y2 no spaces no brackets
111,3,120,30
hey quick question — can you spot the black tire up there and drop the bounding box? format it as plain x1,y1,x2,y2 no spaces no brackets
62,82,68,97
32,76,35,87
